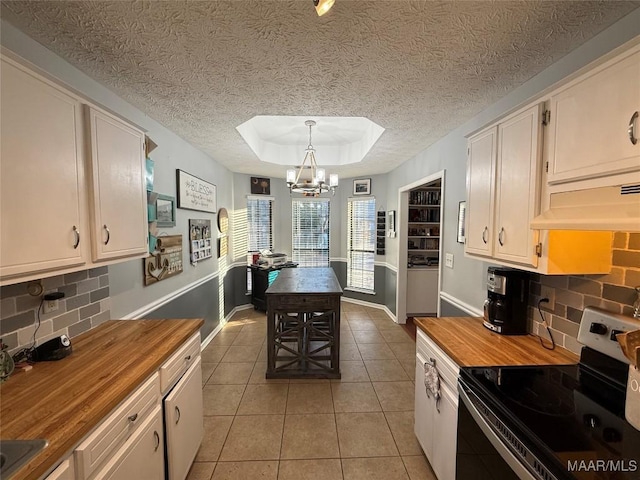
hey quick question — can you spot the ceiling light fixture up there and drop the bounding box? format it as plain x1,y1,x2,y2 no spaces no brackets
286,120,338,197
313,0,335,16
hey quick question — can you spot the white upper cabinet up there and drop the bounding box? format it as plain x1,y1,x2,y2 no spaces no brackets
86,106,148,261
466,127,497,258
466,104,542,268
0,56,88,279
546,45,640,186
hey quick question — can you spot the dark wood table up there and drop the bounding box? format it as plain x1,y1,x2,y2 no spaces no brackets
265,267,343,379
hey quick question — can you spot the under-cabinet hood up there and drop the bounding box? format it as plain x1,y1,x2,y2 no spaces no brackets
531,184,640,231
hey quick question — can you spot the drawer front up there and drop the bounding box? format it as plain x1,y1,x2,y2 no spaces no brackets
269,295,336,311
74,373,160,480
416,329,459,389
160,332,201,394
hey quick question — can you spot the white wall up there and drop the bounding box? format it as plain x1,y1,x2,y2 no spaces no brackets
1,20,235,319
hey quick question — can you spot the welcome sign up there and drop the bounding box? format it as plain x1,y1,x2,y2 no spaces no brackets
176,169,216,213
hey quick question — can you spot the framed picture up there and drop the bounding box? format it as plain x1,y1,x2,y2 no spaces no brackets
189,219,213,263
457,201,466,244
176,169,216,213
251,177,271,195
155,193,176,228
353,178,371,195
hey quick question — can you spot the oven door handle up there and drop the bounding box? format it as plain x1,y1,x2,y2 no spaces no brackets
458,381,537,480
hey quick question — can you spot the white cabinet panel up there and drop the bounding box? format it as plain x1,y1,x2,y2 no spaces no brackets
407,269,438,315
86,106,148,261
0,57,87,278
431,384,458,480
547,47,640,185
165,356,204,480
45,458,74,480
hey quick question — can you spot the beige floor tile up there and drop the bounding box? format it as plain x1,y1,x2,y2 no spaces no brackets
249,361,289,384
207,363,255,385
221,321,245,330
332,382,381,413
201,362,218,386
278,459,343,480
347,318,378,331
402,455,437,480
331,360,370,383
342,457,409,480
281,414,340,459
336,412,399,457
258,343,268,362
210,331,240,346
286,383,334,414
231,331,266,346
357,342,395,360
352,330,386,344
237,384,289,414
400,360,415,381
186,462,216,480
388,343,416,363
384,411,423,456
340,329,356,345
219,415,284,461
203,385,246,416
368,310,394,321
364,359,410,382
340,343,363,361
220,345,261,363
288,378,330,384
380,329,414,344
372,381,415,411
195,416,234,462
202,345,230,363
371,318,401,331
212,461,278,480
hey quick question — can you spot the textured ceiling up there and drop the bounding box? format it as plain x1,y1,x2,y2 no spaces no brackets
2,1,639,178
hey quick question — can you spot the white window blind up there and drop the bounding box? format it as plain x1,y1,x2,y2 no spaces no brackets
347,197,375,292
247,197,273,290
292,199,330,267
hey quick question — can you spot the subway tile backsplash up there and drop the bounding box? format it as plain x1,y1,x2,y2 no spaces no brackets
529,232,640,355
0,267,110,354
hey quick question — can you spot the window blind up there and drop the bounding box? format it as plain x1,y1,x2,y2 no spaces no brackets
347,198,375,292
247,197,273,290
292,199,330,267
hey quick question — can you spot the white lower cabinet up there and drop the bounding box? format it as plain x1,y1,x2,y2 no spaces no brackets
45,458,75,480
93,406,164,480
414,329,459,480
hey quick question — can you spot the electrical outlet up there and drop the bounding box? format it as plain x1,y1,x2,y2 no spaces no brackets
43,299,59,314
540,286,555,310
445,253,454,268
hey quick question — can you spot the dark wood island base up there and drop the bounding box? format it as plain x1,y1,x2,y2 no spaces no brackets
265,267,343,379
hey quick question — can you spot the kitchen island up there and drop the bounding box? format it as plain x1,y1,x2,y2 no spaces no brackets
265,267,343,379
0,318,203,480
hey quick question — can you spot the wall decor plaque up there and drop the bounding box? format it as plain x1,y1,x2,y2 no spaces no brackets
176,169,216,213
189,219,213,264
144,235,183,286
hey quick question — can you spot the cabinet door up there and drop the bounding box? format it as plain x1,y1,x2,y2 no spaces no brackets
407,269,438,315
87,106,148,261
431,383,458,480
45,458,74,480
414,353,434,461
547,48,640,184
494,105,542,267
0,57,87,278
165,356,204,480
94,406,164,480
466,127,497,257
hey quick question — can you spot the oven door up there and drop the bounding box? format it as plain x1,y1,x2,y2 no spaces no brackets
457,378,555,480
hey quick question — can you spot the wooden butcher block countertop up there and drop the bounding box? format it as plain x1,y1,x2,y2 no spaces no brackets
415,316,579,367
0,318,203,480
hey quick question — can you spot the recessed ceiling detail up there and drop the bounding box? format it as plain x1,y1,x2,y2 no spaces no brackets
236,116,384,167
1,1,637,178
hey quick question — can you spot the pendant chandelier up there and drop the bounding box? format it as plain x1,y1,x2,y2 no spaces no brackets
286,120,338,197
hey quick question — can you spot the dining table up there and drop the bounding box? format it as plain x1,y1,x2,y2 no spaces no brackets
265,267,343,379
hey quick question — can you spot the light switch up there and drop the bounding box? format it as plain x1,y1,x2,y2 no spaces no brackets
445,253,454,268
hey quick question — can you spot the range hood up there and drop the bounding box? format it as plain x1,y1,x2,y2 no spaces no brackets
531,184,640,231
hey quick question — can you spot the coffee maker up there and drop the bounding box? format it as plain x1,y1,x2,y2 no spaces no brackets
483,267,529,335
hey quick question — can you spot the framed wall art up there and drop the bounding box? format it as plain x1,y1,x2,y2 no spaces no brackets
353,178,371,195
189,219,213,263
251,177,271,195
457,201,466,244
155,193,176,228
176,169,216,213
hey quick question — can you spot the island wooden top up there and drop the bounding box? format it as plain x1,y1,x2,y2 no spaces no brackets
415,316,579,366
0,318,203,480
266,267,343,295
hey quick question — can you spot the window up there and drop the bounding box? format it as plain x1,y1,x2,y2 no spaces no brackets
247,196,273,290
347,197,375,292
292,199,330,267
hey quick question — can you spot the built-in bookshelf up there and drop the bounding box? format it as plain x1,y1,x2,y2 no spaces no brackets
407,179,441,268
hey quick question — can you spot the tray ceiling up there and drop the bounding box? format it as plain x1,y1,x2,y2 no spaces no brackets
1,1,638,178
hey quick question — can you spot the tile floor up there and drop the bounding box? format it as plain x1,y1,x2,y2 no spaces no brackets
187,302,437,480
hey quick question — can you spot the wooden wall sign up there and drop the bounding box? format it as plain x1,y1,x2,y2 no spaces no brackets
176,169,216,213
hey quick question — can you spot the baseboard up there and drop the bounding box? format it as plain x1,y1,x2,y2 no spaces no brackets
341,296,397,323
201,303,254,349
